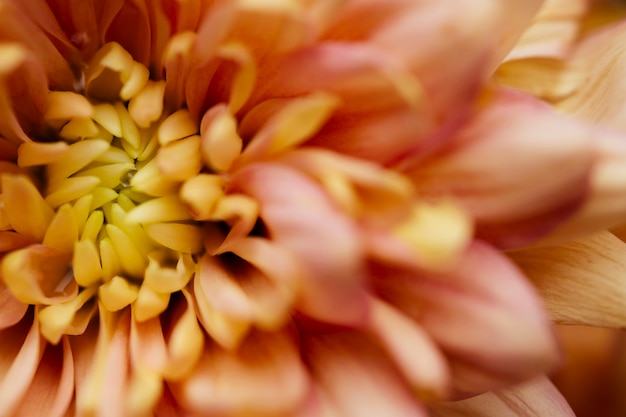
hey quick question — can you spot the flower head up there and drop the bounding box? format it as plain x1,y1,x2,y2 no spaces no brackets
0,1,623,416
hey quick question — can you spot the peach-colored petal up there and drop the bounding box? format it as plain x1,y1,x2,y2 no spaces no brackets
228,236,301,295
248,41,423,115
431,376,575,417
275,148,413,222
130,290,204,381
0,315,42,417
229,1,314,56
73,306,131,417
556,21,626,131
303,331,428,417
374,241,559,396
194,252,294,349
197,41,257,115
367,297,450,400
199,104,243,172
231,163,369,326
169,330,311,416
10,337,74,417
510,231,626,328
371,0,542,98
538,131,626,244
408,89,594,249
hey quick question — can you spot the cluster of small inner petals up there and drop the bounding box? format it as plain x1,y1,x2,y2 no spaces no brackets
2,42,216,338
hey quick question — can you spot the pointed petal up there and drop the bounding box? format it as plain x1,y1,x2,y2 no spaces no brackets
409,89,593,249
556,21,626,131
231,163,369,326
0,316,43,417
375,241,559,396
367,298,450,400
0,2,74,89
131,290,204,381
510,231,626,328
538,131,626,244
10,337,74,417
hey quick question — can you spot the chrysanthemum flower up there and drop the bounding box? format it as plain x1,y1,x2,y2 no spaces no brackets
0,1,623,416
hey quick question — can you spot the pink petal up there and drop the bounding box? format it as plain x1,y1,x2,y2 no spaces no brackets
431,376,575,417
169,329,311,416
374,241,559,397
303,330,428,417
230,163,369,326
367,297,451,400
408,88,594,249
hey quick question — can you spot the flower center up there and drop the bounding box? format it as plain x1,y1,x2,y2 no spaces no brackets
1,42,238,343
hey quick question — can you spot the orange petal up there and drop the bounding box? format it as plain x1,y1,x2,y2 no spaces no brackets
0,2,74,89
555,21,626,131
510,231,626,328
2,244,76,305
236,92,339,166
0,281,28,329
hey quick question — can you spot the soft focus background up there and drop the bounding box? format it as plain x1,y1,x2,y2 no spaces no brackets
552,326,626,417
